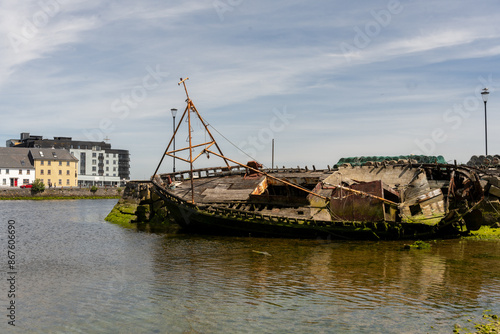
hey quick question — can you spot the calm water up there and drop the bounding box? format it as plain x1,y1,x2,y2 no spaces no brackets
0,200,499,333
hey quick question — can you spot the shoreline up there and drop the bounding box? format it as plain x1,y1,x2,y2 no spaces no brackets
0,196,120,200
0,186,123,200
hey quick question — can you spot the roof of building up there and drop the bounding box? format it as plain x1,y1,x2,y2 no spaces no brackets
0,148,34,168
29,148,78,162
8,132,112,150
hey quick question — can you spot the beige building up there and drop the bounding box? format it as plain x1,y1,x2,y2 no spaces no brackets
29,149,78,187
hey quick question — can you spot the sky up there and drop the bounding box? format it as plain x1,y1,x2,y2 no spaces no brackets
1,0,500,179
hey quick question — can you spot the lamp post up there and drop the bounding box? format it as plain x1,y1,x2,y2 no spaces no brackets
481,88,490,156
171,108,178,172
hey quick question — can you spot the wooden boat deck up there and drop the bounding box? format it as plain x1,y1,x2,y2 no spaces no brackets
170,174,265,203
165,168,329,204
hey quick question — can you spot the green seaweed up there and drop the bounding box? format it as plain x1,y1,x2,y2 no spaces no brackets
453,310,500,334
464,226,500,240
403,240,431,250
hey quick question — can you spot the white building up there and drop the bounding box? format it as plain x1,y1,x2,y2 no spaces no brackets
0,148,36,187
6,133,130,187
71,146,121,186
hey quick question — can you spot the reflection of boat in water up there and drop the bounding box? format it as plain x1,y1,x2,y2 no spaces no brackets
151,78,484,240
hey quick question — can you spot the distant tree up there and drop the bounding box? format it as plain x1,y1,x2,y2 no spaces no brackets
32,179,45,193
90,185,98,193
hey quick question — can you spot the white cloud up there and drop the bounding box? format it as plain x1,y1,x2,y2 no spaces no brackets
2,1,500,178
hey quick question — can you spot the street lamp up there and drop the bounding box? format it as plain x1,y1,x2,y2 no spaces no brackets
481,88,490,156
171,108,178,172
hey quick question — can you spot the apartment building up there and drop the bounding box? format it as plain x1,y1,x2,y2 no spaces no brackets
7,133,130,186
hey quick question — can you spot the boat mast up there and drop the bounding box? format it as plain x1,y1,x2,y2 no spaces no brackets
152,77,231,203
184,78,195,203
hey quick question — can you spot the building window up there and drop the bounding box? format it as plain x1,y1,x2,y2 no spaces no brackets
23,179,29,185
106,154,109,158
66,179,70,185
92,160,96,165
59,170,62,175
41,161,44,166
48,161,51,166
66,161,70,166
41,170,44,175
92,167,96,172
92,153,96,157
106,160,109,164
19,170,22,175
27,170,30,175
2,179,6,185
59,161,62,166
48,170,51,175
6,169,9,174
106,167,109,171
66,170,70,175
59,179,62,185
48,179,51,185
80,152,86,175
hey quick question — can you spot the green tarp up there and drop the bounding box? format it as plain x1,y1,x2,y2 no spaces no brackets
336,155,446,167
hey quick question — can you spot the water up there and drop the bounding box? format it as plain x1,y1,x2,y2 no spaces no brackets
0,200,499,333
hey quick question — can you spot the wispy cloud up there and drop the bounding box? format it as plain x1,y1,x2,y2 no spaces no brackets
2,0,500,177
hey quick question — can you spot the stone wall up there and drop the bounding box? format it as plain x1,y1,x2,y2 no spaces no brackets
0,186,122,198
105,181,178,232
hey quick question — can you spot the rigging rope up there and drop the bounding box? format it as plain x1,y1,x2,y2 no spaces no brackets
205,122,269,169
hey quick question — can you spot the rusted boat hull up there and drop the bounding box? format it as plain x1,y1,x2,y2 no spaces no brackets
152,179,462,241
149,80,485,240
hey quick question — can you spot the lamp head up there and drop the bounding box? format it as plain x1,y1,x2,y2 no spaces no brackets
481,88,489,103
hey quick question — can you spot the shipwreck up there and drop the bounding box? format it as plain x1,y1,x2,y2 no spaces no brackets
150,78,484,240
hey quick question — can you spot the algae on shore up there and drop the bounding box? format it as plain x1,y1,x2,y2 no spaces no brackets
465,225,500,240
104,199,138,229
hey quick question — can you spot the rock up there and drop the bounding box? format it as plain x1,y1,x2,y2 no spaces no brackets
483,175,500,188
151,191,161,202
152,200,165,211
489,185,500,198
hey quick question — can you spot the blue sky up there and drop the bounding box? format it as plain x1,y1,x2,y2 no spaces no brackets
1,0,500,179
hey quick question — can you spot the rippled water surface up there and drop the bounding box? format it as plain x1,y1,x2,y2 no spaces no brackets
0,200,499,333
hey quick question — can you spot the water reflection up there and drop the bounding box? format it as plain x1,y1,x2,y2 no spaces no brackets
149,237,500,333
0,200,498,333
